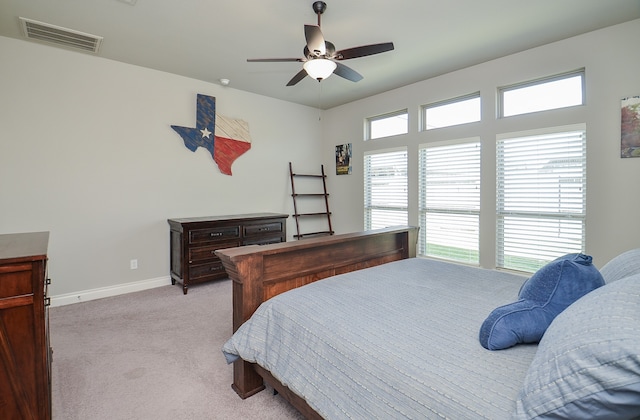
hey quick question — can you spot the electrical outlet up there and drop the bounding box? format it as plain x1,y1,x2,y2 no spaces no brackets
130,259,138,270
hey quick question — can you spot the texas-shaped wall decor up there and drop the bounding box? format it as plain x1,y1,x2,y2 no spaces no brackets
171,94,252,175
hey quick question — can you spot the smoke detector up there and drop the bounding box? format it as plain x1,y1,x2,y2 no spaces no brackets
19,17,103,54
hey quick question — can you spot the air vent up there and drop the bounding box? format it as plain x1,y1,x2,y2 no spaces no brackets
19,17,103,54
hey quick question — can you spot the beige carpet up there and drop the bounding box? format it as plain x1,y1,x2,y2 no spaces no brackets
50,279,304,420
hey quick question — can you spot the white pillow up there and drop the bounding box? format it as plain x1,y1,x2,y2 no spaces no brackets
514,274,640,419
599,248,640,283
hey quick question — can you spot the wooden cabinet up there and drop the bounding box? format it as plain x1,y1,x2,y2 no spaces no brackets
0,232,51,420
168,213,287,294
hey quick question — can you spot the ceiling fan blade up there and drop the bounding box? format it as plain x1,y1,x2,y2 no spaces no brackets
247,58,303,63
286,69,308,86
304,24,326,57
333,62,363,82
334,42,394,60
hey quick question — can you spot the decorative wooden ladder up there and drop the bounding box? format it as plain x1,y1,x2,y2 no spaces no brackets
289,162,334,239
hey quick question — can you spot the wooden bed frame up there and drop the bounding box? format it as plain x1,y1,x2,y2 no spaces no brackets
216,226,419,418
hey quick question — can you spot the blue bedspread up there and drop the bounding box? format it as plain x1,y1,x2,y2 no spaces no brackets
223,258,537,419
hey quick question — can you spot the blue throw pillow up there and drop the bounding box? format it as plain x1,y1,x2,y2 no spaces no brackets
479,253,604,350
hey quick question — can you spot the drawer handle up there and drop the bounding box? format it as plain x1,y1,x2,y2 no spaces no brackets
210,266,223,272
210,232,223,237
258,227,270,231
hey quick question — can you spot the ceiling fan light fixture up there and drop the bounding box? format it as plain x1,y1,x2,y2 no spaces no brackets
303,58,336,81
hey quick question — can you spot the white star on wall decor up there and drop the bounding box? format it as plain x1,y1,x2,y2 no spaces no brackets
200,127,212,138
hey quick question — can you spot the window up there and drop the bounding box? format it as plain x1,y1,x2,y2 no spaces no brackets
497,128,586,272
366,110,408,140
419,141,481,264
499,70,585,117
422,93,481,130
364,149,408,230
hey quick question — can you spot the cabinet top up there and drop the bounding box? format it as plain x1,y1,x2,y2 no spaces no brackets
168,212,288,224
0,231,49,263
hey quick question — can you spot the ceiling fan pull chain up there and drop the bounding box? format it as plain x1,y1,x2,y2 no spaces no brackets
318,82,323,119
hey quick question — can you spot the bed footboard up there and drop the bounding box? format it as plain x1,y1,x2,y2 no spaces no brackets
216,226,418,399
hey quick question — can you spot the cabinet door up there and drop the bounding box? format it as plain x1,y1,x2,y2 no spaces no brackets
0,263,40,419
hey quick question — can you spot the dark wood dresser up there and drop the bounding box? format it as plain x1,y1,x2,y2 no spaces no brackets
168,213,287,294
0,231,51,420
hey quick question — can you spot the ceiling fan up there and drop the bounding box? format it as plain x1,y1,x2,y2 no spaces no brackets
247,1,394,86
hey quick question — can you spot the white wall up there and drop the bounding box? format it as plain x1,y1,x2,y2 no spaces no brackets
322,19,640,269
2,19,639,302
0,36,323,301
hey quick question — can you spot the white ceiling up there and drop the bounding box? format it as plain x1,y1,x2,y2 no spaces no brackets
2,0,639,109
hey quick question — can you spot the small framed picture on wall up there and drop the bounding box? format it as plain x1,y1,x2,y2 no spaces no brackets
621,95,640,158
336,143,352,175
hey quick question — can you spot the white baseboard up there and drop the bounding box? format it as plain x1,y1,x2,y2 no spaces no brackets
50,276,171,307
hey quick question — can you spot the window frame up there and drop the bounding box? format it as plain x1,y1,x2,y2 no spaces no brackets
498,69,586,118
365,109,409,140
418,139,481,264
496,125,587,272
420,92,481,131
363,147,409,230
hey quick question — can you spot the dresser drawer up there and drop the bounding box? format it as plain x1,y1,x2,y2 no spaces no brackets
188,240,240,263
243,221,284,237
189,261,226,280
243,236,283,246
189,226,240,244
0,263,33,299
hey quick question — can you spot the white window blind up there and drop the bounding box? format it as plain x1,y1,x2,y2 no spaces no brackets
497,129,586,272
364,149,408,230
419,142,481,264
